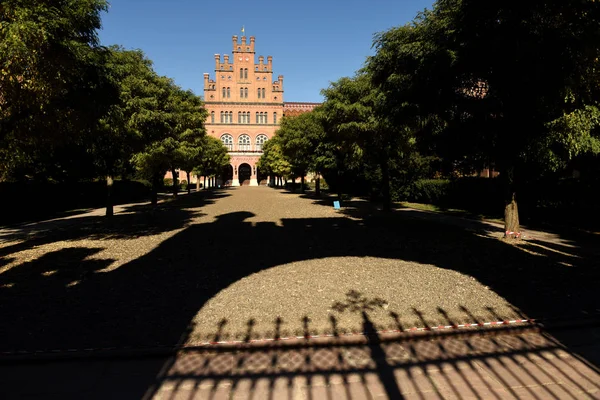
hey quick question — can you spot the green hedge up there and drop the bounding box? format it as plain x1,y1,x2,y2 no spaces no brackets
404,177,504,217
403,176,599,229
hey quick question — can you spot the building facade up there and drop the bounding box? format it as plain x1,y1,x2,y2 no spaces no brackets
169,35,319,186
204,35,286,186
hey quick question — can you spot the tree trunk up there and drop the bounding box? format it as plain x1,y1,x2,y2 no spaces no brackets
315,173,321,197
301,175,305,193
381,160,391,212
186,171,191,194
203,176,207,190
151,173,159,207
504,191,520,239
196,175,200,191
106,175,114,217
171,167,178,197
502,166,520,239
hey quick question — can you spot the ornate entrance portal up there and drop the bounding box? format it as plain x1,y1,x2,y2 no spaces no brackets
238,163,252,186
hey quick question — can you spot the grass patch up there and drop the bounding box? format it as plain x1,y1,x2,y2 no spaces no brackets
398,201,504,224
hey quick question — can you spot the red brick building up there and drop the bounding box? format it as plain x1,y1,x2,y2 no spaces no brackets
169,34,319,186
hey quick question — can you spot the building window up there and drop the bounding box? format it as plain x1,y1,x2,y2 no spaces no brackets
227,87,230,98
222,87,226,98
263,77,266,81
210,111,215,123
255,112,259,124
239,68,243,79
238,134,251,151
240,87,243,98
238,111,241,123
220,111,224,123
273,112,277,124
256,134,268,151
221,134,233,151
261,88,265,98
229,111,233,123
244,87,248,98
244,68,248,79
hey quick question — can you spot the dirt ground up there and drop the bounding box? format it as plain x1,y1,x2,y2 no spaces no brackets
0,187,597,352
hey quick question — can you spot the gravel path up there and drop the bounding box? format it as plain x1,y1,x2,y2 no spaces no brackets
0,187,596,351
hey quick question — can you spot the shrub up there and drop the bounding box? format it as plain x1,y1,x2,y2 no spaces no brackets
163,178,173,188
180,179,188,191
408,179,450,204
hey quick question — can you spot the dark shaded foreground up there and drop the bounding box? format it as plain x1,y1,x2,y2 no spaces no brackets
0,188,599,398
1,318,598,399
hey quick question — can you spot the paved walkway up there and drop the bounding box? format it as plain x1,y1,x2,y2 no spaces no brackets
0,187,598,399
1,324,599,399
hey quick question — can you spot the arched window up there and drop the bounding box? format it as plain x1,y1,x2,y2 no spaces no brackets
228,111,233,123
238,111,241,123
244,68,248,79
221,134,233,151
210,111,215,124
256,134,268,151
240,87,244,98
239,68,243,79
244,87,248,98
220,111,224,123
273,112,277,124
227,87,230,98
257,88,261,98
256,112,259,124
238,134,251,151
222,87,226,98
261,88,266,98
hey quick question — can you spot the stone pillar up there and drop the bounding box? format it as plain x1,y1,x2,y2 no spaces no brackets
250,163,258,186
231,164,240,186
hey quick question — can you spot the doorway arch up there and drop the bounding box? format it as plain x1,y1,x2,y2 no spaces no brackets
238,163,251,186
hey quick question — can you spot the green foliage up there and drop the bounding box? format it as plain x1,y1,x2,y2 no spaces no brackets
192,136,231,178
130,77,207,185
405,179,450,204
0,0,115,180
368,0,600,226
257,136,291,179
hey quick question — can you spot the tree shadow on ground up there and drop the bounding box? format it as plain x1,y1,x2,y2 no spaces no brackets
0,190,229,260
297,189,600,249
0,188,598,397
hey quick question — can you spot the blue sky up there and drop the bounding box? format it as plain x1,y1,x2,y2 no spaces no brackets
98,0,434,103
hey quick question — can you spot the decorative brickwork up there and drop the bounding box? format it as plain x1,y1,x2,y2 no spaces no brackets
167,35,321,187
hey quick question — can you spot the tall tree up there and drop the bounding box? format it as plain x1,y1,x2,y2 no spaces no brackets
193,136,230,189
320,73,414,211
257,136,291,187
94,47,159,216
0,0,115,180
370,0,600,236
276,112,325,193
